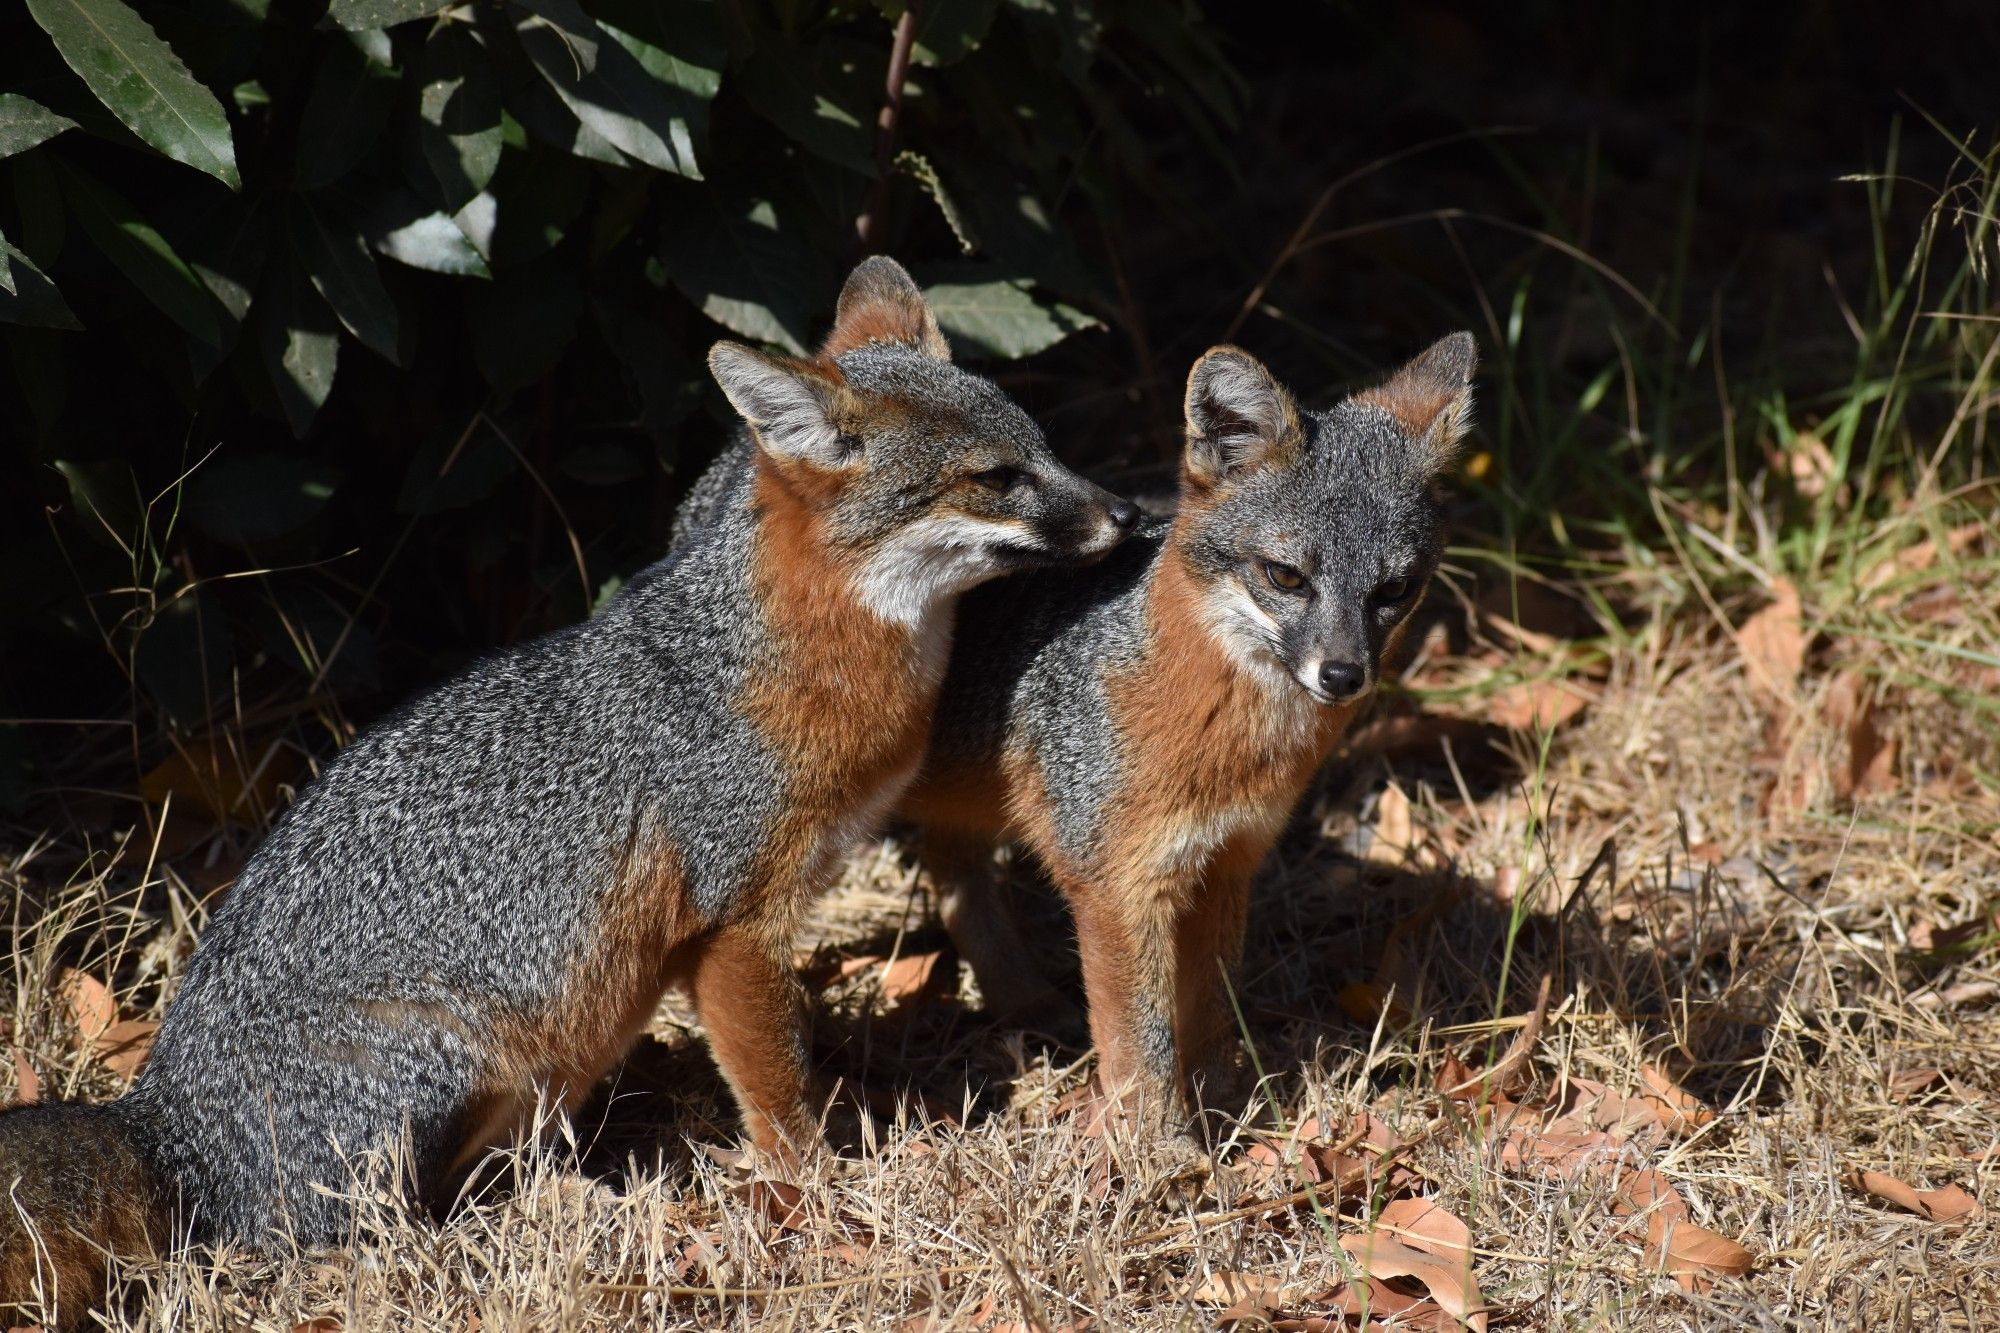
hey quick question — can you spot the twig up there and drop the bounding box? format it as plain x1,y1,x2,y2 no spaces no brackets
855,3,922,252
1127,1123,1441,1247
588,1259,994,1300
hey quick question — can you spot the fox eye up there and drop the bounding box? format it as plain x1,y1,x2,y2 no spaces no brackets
1263,561,1308,594
971,466,1026,494
1373,577,1412,605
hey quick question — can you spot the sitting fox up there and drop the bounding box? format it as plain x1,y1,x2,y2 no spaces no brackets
901,334,1475,1126
0,258,1135,1319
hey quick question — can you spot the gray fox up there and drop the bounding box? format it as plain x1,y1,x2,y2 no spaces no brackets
0,257,1136,1321
900,334,1476,1127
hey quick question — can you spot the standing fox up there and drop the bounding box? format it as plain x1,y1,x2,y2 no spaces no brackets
901,334,1475,1125
0,258,1135,1318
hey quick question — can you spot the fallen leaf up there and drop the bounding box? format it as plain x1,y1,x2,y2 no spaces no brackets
10,1049,36,1105
93,1019,159,1082
1188,1269,1290,1321
1438,974,1551,1104
1550,1077,1664,1144
1823,672,1898,799
1887,1068,1945,1101
142,736,298,824
1477,578,1599,647
1487,676,1595,732
1612,1167,1691,1224
1377,1198,1473,1263
1646,1215,1755,1293
1497,1126,1622,1176
1843,1169,1981,1224
1638,1064,1717,1135
1366,782,1416,865
735,1177,809,1231
58,969,117,1047
1736,578,1805,701
879,950,949,1008
290,1320,342,1333
1861,519,1986,592
1338,1233,1488,1332
1778,430,1839,501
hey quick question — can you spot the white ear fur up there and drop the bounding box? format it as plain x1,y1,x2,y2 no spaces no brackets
1183,346,1301,485
708,342,850,469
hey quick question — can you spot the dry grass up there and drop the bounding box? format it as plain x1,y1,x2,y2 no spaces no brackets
5,542,1999,1331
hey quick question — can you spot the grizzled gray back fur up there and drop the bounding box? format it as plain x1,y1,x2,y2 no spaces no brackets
119,491,787,1244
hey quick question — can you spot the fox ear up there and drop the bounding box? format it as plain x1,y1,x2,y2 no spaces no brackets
708,342,854,470
821,256,951,361
1183,346,1303,487
1357,331,1477,466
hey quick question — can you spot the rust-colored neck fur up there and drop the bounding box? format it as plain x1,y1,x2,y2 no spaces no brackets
1114,541,1356,810
738,461,939,895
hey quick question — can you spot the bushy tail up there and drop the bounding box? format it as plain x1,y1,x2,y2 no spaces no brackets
0,1101,163,1329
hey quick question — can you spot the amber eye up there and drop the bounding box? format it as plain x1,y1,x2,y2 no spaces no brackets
971,466,1025,493
1263,561,1308,593
1374,577,1412,605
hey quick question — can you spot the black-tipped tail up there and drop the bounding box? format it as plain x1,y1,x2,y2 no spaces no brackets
0,1101,163,1329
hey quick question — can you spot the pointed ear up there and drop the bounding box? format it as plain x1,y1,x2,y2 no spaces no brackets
1356,331,1477,465
708,342,854,469
820,256,951,361
1183,346,1303,487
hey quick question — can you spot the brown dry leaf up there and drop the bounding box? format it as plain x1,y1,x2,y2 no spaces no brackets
1613,1167,1691,1224
1861,519,1987,592
1438,973,1551,1104
141,736,298,824
1823,672,1898,799
1638,1064,1717,1135
1498,1126,1622,1176
290,1320,342,1333
736,1177,809,1231
1735,578,1805,701
10,1049,36,1105
59,969,117,1047
879,950,948,1008
1780,430,1838,501
1646,1215,1755,1293
1317,1277,1443,1328
1377,1198,1473,1263
1487,677,1595,732
1336,981,1410,1028
1843,1169,1981,1224
1551,1077,1664,1144
1366,782,1415,865
1476,578,1599,648
1338,1233,1488,1332
1188,1269,1290,1317
93,1019,159,1082
1887,1068,1945,1102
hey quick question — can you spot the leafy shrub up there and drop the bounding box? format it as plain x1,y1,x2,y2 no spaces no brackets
0,0,1239,749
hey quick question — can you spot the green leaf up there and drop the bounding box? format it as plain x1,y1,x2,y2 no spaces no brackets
914,264,1099,359
417,20,503,210
186,452,341,545
55,161,223,348
907,0,998,66
514,4,709,177
0,95,78,158
10,152,65,268
257,249,340,436
657,188,822,353
482,6,628,164
325,0,450,30
467,250,584,393
0,236,82,330
452,144,589,266
291,202,400,365
24,0,239,188
734,35,879,176
513,0,602,73
0,231,12,296
185,194,271,379
356,188,491,277
295,29,399,190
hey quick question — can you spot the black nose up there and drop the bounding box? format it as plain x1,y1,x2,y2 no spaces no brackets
1318,661,1366,699
1106,498,1140,531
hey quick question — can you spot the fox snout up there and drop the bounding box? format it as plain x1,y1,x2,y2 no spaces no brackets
1031,478,1139,562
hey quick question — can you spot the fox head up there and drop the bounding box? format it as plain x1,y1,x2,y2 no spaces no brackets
1171,333,1476,705
707,257,1136,628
